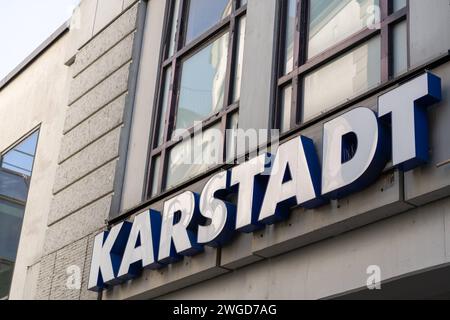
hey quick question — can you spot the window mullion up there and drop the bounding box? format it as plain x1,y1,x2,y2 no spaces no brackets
406,0,410,69
223,7,238,110
381,0,391,82
156,0,187,195
292,0,309,127
158,60,178,194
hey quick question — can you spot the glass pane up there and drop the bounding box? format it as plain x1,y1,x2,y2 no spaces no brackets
0,199,25,262
150,156,161,198
0,259,14,298
166,124,222,189
156,67,172,146
0,170,29,203
392,0,407,13
233,16,247,102
176,33,229,130
308,0,379,59
240,0,247,7
226,112,239,164
392,20,408,77
284,0,296,74
303,36,381,121
1,131,39,177
280,84,292,133
185,0,232,44
168,0,181,57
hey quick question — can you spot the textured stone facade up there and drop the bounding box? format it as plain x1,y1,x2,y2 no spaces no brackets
34,0,140,300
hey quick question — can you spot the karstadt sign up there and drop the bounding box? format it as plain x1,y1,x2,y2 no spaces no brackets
88,72,442,292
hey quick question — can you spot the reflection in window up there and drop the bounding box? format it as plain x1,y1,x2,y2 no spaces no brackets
176,33,229,130
185,0,232,44
276,0,408,133
280,84,292,133
0,130,39,299
149,2,247,198
150,156,161,198
303,36,381,121
226,112,239,164
233,16,247,102
1,131,39,176
168,0,181,57
156,67,172,146
283,0,297,74
0,200,25,298
308,0,379,58
166,124,222,189
392,0,407,13
392,20,408,77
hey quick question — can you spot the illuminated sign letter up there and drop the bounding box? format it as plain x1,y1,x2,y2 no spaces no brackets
259,136,323,225
158,191,203,264
322,107,389,199
230,154,271,233
198,171,236,247
378,72,441,171
88,222,131,291
117,210,162,280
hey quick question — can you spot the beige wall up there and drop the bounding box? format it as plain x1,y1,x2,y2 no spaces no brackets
0,33,70,300
28,0,141,300
65,0,139,65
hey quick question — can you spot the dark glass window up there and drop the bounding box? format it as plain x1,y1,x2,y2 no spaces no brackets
276,0,409,131
147,0,247,198
185,0,232,44
1,131,39,176
0,130,39,299
176,32,230,130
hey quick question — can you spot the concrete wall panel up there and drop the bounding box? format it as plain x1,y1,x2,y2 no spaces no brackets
160,197,450,300
238,0,278,150
120,0,166,212
410,0,450,68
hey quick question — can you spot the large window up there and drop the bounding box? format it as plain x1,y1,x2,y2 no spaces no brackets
0,130,39,299
147,0,247,198
276,0,409,132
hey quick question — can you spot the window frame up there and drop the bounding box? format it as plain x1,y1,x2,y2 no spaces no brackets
274,0,410,132
146,0,247,199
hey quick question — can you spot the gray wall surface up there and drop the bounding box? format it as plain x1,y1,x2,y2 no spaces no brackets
159,196,450,300
409,0,450,68
23,0,142,300
1,33,70,300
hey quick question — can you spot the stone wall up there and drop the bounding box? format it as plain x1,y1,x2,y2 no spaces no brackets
34,0,141,300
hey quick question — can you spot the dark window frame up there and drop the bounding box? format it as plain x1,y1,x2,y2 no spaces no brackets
274,0,410,132
146,0,247,199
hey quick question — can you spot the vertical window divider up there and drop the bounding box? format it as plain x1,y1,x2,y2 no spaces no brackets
223,0,238,112
274,0,288,131
290,0,301,129
292,0,309,127
222,0,240,163
405,0,411,69
146,0,174,199
156,0,187,195
381,0,392,82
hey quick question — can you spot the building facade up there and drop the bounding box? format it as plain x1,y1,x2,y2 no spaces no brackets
1,0,450,300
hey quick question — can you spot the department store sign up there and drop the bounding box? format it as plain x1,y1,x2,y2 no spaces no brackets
88,72,442,291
